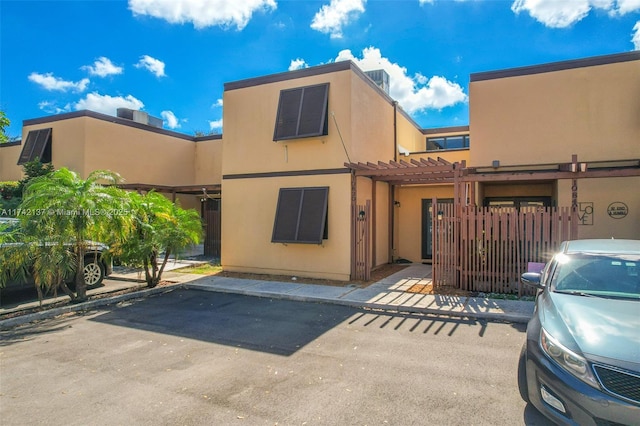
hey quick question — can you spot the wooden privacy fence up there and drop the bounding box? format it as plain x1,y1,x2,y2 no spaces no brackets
433,203,576,295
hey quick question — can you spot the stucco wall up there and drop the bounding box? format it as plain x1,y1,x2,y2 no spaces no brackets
469,58,640,167
373,180,390,266
396,113,426,154
18,115,200,187
349,73,396,163
221,65,405,279
394,185,455,263
0,143,23,181
222,71,353,177
22,119,88,177
83,118,195,186
559,176,640,240
222,174,352,280
195,138,223,185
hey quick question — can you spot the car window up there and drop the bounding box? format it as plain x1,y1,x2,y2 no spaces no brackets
551,253,640,298
0,218,19,234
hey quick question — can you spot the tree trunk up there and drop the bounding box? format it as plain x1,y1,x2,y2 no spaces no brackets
157,250,171,284
75,249,87,302
59,281,77,302
35,284,44,307
145,252,159,288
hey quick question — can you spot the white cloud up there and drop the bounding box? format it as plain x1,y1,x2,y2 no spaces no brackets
73,92,144,115
212,98,223,108
311,0,366,38
289,58,308,71
28,72,89,92
335,47,467,113
209,119,223,130
135,55,166,77
615,0,640,14
128,0,277,30
37,101,72,114
633,21,640,49
161,110,181,128
511,0,640,28
82,57,123,77
418,0,435,4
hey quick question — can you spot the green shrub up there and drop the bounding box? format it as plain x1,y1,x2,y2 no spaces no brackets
0,196,21,213
0,181,19,200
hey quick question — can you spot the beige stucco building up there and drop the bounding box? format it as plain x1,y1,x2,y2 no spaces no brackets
1,51,638,284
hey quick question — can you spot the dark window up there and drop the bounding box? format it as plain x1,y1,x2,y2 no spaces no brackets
484,197,552,210
272,187,329,244
273,84,329,141
426,135,469,151
18,128,52,165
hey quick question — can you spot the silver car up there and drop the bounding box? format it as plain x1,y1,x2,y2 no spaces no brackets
518,239,640,425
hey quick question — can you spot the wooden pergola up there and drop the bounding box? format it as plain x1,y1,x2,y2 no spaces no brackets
344,156,640,281
118,183,221,202
344,157,467,278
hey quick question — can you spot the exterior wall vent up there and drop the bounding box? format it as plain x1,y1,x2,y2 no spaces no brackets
364,69,390,95
116,108,163,129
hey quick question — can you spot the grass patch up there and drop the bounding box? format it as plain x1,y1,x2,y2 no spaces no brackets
173,263,222,275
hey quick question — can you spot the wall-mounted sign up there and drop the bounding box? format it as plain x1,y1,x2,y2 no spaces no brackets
607,202,628,219
578,202,594,225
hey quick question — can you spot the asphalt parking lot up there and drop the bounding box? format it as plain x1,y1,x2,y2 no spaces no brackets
0,289,549,425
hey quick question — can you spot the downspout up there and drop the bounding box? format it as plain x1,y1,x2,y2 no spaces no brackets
393,101,398,163
389,101,398,263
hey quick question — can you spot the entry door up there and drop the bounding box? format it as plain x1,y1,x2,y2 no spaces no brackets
202,198,221,258
421,199,453,260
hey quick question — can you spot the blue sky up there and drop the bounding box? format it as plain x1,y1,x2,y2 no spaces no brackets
1,0,639,138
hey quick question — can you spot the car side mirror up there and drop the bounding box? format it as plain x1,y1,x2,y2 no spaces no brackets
521,272,544,290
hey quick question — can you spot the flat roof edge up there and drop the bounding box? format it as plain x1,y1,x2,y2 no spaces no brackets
224,61,353,91
223,60,424,132
470,51,640,82
23,110,195,141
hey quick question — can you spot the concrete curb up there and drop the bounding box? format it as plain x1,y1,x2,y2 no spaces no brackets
0,285,179,331
183,283,532,324
1,278,533,330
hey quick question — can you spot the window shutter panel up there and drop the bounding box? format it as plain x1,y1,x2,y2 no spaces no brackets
18,128,52,165
273,88,303,140
296,187,328,243
272,189,303,243
272,187,329,244
298,84,328,137
273,84,329,141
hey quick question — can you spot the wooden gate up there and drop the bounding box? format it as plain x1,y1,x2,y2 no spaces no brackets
432,202,457,287
202,199,221,258
353,201,371,281
433,203,576,295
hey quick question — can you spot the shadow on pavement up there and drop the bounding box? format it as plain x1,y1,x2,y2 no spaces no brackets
83,289,524,357
523,403,554,425
89,289,360,356
0,316,77,346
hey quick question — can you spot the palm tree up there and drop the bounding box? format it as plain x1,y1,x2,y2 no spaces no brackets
0,214,75,305
19,168,132,302
117,191,202,288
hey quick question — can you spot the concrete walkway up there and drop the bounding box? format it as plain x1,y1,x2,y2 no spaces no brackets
0,262,535,329
183,263,535,324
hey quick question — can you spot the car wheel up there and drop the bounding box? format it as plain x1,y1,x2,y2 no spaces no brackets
518,343,530,403
83,259,105,287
